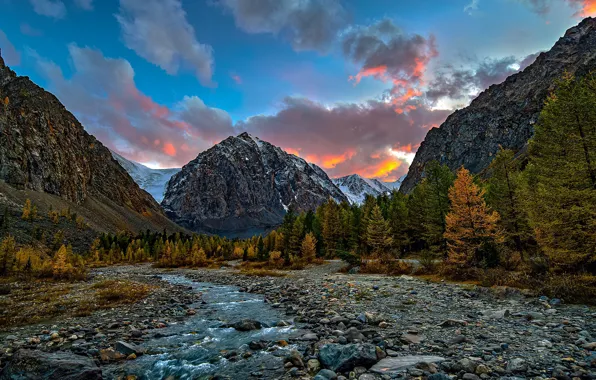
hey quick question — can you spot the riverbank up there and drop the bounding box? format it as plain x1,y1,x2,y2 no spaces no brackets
0,263,595,379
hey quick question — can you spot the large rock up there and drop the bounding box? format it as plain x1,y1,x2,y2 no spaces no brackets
401,17,596,193
0,349,102,379
370,356,446,374
232,319,262,331
162,133,347,236
318,343,378,373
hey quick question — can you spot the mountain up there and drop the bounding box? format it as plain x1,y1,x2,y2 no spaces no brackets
383,175,405,191
111,151,180,203
333,174,391,204
400,17,596,193
0,51,184,237
162,132,347,236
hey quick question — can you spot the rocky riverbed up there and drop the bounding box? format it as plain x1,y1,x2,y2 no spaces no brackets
0,262,595,379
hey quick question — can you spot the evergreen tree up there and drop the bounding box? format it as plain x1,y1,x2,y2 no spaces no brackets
424,161,455,255
366,205,393,262
387,191,409,255
523,73,596,272
288,217,304,257
322,199,341,258
485,148,532,262
1,206,9,232
444,167,502,268
0,235,16,275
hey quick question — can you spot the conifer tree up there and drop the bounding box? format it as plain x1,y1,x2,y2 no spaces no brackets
366,205,393,262
52,245,69,279
0,235,16,275
486,148,531,262
288,217,304,257
301,232,317,263
523,73,596,272
424,161,455,255
444,167,502,268
322,199,341,257
388,191,409,255
21,199,32,221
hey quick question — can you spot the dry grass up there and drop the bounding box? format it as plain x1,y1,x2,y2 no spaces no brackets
94,279,152,305
359,259,414,275
239,268,287,277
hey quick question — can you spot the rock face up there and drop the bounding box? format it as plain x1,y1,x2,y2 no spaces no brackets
111,151,180,203
0,52,160,215
162,133,347,236
0,349,102,380
333,174,391,205
400,17,596,193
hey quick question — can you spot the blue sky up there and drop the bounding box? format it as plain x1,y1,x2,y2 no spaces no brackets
0,0,591,179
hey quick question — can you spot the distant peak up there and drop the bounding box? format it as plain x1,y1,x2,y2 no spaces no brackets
237,131,252,139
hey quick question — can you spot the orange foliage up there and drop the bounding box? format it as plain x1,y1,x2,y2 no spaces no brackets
444,167,502,267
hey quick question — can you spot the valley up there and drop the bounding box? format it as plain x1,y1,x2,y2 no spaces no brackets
1,3,596,380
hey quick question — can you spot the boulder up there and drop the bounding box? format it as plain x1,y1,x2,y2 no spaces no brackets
318,343,378,373
370,356,446,374
232,319,262,331
0,349,102,380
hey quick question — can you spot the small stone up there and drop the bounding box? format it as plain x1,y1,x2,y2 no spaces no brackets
127,353,137,360
378,322,389,329
463,373,480,380
314,369,338,380
507,358,527,373
476,364,490,375
307,359,321,374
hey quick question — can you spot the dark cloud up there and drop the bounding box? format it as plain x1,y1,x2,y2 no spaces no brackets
29,45,233,167
342,18,437,82
0,29,20,66
426,52,540,103
217,0,348,53
518,0,594,16
116,0,215,86
237,97,450,180
29,0,66,19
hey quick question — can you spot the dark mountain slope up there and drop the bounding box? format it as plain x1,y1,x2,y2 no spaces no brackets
0,51,185,236
401,17,596,193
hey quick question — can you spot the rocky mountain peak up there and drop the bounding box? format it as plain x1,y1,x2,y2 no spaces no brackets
401,17,596,193
333,174,391,205
162,133,347,236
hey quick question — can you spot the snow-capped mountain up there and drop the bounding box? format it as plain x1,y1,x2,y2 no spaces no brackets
111,151,181,203
333,174,395,204
383,175,406,191
162,132,347,236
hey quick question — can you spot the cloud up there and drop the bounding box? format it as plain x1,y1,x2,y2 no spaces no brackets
29,0,66,19
464,0,480,15
0,29,20,66
20,23,43,36
237,97,451,181
29,45,233,167
217,0,348,53
73,0,93,10
425,52,540,104
230,73,242,84
519,0,596,16
115,0,215,86
342,18,437,113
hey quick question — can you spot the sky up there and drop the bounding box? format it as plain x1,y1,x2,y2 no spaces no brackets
0,0,594,181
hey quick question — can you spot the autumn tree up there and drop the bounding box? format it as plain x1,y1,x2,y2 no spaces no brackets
366,204,393,263
52,245,70,279
21,199,32,221
444,167,502,268
301,232,317,263
523,73,596,273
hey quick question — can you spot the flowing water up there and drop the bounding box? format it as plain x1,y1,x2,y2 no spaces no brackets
104,275,299,380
